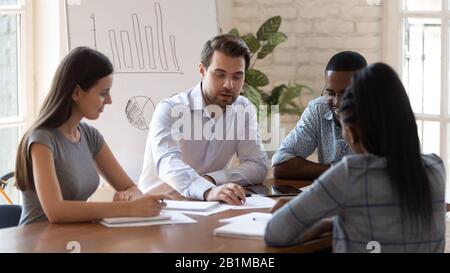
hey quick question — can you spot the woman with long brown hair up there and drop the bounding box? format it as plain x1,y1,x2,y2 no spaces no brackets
16,47,166,225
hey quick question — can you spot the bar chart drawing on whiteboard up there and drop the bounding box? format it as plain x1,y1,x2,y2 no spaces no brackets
92,2,183,74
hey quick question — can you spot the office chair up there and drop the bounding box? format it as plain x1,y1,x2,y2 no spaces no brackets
0,172,15,205
0,172,22,228
0,205,22,228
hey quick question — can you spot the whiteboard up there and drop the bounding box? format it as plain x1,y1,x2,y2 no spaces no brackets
65,0,219,181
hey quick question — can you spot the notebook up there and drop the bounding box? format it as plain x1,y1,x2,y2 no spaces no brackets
164,200,220,211
101,212,171,225
214,220,268,240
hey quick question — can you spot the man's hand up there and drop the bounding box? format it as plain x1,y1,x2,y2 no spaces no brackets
203,183,246,205
270,197,294,213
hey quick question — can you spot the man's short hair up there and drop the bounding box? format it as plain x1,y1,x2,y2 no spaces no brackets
326,51,367,72
201,34,251,71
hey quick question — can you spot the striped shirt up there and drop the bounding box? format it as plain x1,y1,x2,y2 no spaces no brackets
265,153,446,253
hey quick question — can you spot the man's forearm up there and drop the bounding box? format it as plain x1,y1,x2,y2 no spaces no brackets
272,157,330,180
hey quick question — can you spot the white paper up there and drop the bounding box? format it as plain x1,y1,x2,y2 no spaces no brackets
222,194,276,210
164,200,220,211
214,220,267,240
219,212,272,223
100,211,196,228
102,212,171,224
165,204,231,216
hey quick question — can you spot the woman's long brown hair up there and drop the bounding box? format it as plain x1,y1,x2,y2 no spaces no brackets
15,47,113,191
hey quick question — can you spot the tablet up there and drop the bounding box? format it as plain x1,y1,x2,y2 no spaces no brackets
245,184,301,197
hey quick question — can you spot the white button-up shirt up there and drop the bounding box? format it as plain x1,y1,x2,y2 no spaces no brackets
138,82,268,200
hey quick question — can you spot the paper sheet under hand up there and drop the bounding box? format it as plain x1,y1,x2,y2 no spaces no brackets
163,204,231,216
222,194,276,210
100,211,197,228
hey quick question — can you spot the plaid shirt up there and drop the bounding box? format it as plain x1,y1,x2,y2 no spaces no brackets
272,96,351,166
265,153,446,253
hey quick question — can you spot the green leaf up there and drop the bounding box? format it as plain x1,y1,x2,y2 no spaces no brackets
268,84,287,105
278,84,301,108
267,32,288,46
242,84,264,108
257,16,282,41
245,69,269,87
241,34,260,54
257,43,276,59
228,28,240,37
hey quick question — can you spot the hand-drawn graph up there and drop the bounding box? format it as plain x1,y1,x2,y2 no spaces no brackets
91,2,182,74
125,96,155,130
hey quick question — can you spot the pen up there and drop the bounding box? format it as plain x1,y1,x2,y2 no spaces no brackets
238,193,251,204
158,198,167,206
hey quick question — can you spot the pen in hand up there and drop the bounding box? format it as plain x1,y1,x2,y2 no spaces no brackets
238,193,252,204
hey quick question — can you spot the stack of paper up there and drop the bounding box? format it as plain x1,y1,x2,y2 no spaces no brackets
100,211,197,228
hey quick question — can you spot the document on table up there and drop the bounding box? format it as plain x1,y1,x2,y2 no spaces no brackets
222,194,276,210
100,211,197,228
219,212,272,223
164,200,220,211
101,212,171,225
164,205,231,216
214,220,268,240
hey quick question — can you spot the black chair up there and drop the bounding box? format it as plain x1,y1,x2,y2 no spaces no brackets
0,205,22,228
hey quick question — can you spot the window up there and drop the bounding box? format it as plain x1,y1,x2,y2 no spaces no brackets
384,0,450,200
0,0,31,205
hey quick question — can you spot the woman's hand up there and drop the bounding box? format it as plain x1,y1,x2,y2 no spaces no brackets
129,194,170,217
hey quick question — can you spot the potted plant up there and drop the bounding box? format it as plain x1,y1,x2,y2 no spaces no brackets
229,16,314,118
229,16,314,152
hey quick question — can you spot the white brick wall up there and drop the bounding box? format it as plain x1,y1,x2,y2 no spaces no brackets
231,0,383,127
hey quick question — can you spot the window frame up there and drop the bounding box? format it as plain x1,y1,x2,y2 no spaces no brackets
0,0,34,129
0,0,34,204
383,0,450,199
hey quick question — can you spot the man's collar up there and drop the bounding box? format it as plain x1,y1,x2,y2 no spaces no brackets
191,81,237,118
324,109,334,121
191,82,205,111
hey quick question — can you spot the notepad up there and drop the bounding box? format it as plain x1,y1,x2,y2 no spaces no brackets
221,194,276,210
214,220,268,240
101,212,171,225
164,200,220,211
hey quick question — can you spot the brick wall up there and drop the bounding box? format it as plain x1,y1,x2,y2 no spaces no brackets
231,0,383,128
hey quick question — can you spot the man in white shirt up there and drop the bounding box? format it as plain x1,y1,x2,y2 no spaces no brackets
138,34,268,205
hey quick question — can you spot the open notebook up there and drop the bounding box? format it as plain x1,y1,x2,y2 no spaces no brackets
100,212,171,226
214,220,268,240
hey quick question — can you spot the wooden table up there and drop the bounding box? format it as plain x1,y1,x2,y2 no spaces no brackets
0,179,332,253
